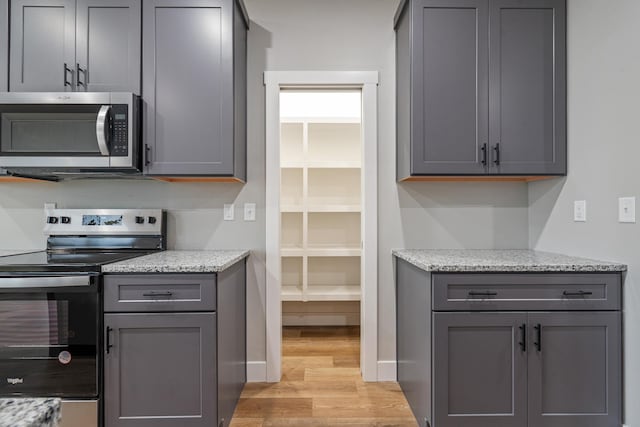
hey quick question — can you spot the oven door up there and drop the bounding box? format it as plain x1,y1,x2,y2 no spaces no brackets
0,276,99,398
0,92,135,170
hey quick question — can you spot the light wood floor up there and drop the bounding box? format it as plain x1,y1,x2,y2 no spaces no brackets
230,326,418,427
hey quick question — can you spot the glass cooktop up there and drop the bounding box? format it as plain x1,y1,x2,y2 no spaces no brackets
0,250,154,274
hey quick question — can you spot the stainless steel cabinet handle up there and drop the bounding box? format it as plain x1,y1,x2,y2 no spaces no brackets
96,105,112,156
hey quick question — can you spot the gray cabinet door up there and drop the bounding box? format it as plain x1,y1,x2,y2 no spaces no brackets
433,312,527,427
104,312,217,427
142,0,234,176
75,0,141,93
411,0,489,175
488,0,566,175
527,312,621,427
0,0,8,91
9,0,75,91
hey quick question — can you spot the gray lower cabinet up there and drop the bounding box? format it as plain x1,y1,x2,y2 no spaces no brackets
396,258,623,427
104,260,247,427
433,312,527,427
8,0,140,93
142,0,248,178
104,312,217,427
395,0,566,179
527,312,621,427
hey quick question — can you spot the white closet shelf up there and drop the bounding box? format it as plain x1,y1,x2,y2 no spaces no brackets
307,205,360,213
305,285,361,301
307,161,361,169
306,247,361,257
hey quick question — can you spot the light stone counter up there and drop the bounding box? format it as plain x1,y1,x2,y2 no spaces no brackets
0,398,61,427
393,249,627,273
102,250,250,273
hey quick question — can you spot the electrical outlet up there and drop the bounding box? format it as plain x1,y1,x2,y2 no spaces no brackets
223,204,234,221
619,197,636,223
573,200,586,222
244,203,256,221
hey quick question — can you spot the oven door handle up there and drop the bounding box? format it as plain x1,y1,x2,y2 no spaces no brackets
96,105,112,156
0,276,91,288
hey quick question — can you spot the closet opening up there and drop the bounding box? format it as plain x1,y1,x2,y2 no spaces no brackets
279,90,363,376
264,71,378,383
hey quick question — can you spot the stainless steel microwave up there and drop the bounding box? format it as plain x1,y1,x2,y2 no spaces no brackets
0,92,141,178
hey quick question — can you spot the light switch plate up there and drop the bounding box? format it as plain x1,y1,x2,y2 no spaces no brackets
573,200,586,222
618,197,636,223
244,203,256,221
223,204,234,221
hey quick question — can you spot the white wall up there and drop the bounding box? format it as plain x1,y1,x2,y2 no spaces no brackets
0,0,531,374
528,0,640,422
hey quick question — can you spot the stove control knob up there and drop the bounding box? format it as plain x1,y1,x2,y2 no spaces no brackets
61,216,71,224
47,216,59,224
148,216,157,224
135,216,145,224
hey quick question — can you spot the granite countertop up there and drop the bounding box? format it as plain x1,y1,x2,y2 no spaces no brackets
0,398,61,427
102,250,250,273
393,249,627,273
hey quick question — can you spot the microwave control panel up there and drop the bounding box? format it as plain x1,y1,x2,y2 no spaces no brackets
111,105,128,157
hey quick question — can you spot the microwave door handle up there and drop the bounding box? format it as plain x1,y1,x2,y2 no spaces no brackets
96,105,111,156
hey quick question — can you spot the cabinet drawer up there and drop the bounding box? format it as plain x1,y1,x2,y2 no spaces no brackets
432,273,621,311
104,274,216,312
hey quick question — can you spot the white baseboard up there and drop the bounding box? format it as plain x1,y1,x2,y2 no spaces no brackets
247,361,267,382
377,360,397,381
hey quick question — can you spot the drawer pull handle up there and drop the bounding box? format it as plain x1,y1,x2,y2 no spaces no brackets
518,324,527,352
142,291,173,298
563,290,593,297
534,324,542,352
468,291,498,297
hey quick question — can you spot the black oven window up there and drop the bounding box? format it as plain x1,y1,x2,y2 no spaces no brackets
0,301,69,347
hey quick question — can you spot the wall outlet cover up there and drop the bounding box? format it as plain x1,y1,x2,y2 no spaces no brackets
223,204,234,221
244,203,256,221
619,197,636,223
573,200,587,222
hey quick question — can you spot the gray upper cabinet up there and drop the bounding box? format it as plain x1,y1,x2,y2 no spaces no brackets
488,0,566,175
9,0,75,91
142,0,248,178
527,312,621,427
104,312,217,427
0,0,8,91
75,0,141,93
395,0,566,179
9,0,140,93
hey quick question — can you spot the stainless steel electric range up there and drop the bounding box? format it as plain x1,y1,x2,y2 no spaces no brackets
0,207,166,427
